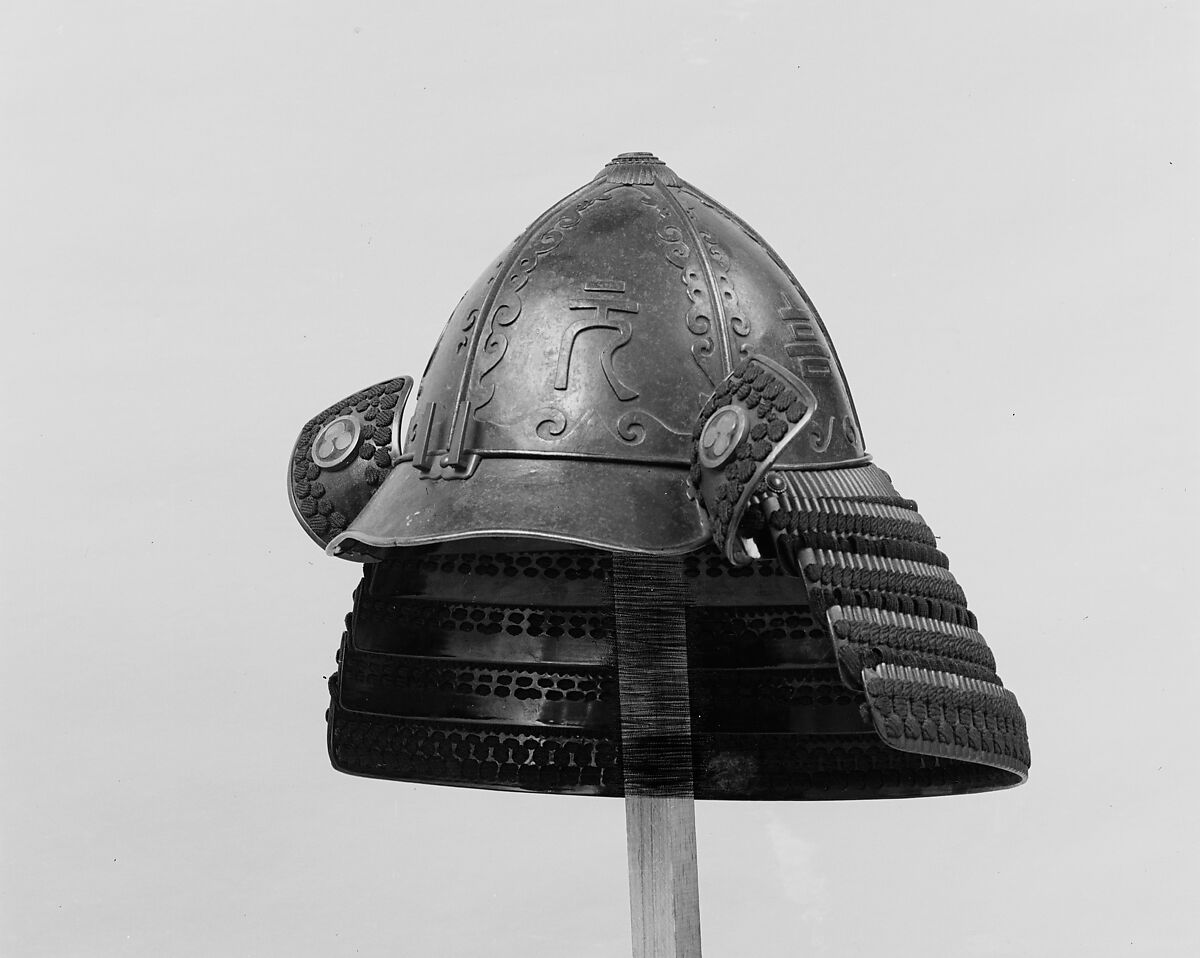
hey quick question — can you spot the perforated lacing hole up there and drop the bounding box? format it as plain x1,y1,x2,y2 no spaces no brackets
357,599,614,642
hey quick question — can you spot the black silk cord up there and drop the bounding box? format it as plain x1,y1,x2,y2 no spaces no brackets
612,553,695,797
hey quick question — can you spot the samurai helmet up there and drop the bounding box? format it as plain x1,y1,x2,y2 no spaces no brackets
288,153,1030,798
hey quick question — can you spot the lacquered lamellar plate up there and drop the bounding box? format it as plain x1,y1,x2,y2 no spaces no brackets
327,545,1022,799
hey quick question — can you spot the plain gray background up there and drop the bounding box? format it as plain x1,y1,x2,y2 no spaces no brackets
3,2,1197,955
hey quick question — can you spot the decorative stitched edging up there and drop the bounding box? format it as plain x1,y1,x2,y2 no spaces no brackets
861,662,1029,782
747,474,945,566
808,548,958,581
828,604,998,690
798,546,970,614
768,505,940,548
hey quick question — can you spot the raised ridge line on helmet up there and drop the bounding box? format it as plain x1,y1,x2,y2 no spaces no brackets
673,177,866,440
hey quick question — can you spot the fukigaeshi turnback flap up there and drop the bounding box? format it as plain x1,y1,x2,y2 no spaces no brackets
288,152,1029,799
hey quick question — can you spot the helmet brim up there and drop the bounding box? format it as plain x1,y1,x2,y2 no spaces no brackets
326,456,712,558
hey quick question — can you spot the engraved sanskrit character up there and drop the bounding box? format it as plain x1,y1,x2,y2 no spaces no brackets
555,298,641,401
